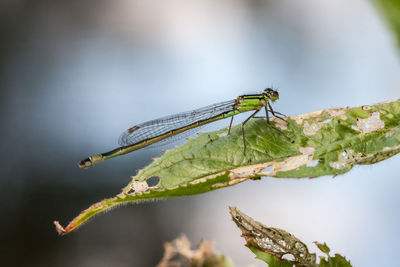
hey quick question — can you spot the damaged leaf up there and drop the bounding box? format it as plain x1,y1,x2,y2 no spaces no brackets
230,206,316,266
55,99,400,234
229,207,352,267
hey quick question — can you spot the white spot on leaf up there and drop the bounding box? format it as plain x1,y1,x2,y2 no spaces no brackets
274,118,288,130
130,181,148,194
354,112,385,133
303,120,323,136
299,147,315,155
290,108,347,125
330,149,364,170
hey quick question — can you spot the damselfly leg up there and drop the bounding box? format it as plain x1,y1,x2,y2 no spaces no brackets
227,116,234,136
268,102,286,121
264,105,292,142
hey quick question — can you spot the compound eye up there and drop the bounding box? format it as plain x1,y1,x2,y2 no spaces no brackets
265,88,273,94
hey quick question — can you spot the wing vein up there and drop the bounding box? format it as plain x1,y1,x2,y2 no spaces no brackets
118,99,236,146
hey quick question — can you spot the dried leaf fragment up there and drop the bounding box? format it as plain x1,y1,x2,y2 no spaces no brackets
157,235,232,267
229,207,316,266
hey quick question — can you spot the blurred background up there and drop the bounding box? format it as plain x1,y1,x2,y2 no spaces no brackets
1,0,399,266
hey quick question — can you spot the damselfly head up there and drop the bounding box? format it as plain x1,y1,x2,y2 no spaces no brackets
264,88,279,102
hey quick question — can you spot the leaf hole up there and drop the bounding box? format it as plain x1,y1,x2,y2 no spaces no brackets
281,253,295,261
306,160,319,167
146,176,160,187
262,165,274,173
362,105,371,110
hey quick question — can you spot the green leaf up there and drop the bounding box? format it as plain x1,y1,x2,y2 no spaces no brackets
319,254,352,267
314,241,330,256
248,247,293,267
374,0,400,49
54,100,400,234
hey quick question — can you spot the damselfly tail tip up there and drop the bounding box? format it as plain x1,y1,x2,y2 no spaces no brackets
78,158,93,169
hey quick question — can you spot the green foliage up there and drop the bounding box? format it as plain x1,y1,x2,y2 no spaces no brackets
314,242,330,256
249,247,293,267
319,254,352,267
374,0,400,49
247,241,352,267
54,100,400,234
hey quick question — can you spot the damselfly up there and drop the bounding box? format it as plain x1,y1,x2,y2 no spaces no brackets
79,88,288,169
